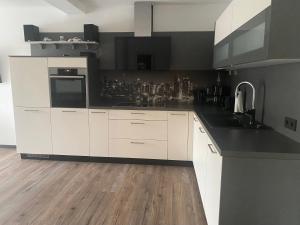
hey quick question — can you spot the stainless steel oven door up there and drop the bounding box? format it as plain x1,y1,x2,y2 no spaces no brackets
50,75,87,108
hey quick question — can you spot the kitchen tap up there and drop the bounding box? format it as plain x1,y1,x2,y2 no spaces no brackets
234,81,256,125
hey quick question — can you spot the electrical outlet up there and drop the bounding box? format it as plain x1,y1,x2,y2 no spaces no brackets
285,117,297,131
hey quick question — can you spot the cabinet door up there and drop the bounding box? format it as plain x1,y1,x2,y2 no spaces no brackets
14,107,52,154
198,124,210,210
214,39,231,69
51,108,89,156
10,57,50,107
214,3,233,45
205,143,223,225
231,8,271,65
231,0,272,32
193,117,202,183
89,110,108,157
167,112,189,160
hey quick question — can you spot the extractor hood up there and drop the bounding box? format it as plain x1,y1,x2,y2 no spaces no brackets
134,2,153,37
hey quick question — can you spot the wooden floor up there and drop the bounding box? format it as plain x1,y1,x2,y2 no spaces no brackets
0,148,207,225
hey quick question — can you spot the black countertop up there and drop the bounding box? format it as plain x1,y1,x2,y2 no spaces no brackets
90,103,300,159
193,105,300,160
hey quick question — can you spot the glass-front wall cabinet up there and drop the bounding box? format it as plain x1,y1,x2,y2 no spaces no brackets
214,7,271,69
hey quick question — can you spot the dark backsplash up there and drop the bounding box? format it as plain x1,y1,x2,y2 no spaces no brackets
90,70,218,106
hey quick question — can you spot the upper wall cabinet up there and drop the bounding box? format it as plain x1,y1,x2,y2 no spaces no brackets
231,0,271,33
214,0,300,69
214,4,233,45
10,57,50,107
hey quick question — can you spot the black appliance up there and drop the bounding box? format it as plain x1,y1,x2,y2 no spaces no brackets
23,25,40,42
115,36,171,71
84,24,99,42
49,68,88,108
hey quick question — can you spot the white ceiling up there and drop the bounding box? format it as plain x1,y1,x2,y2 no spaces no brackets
0,0,232,8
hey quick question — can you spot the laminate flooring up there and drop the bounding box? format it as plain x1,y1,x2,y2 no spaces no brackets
0,148,207,225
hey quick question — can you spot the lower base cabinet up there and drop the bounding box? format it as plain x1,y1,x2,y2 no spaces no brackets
89,110,109,157
51,108,89,156
205,143,223,225
14,107,52,154
193,114,222,225
109,139,167,160
167,112,189,160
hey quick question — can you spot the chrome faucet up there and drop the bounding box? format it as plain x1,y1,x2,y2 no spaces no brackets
234,81,256,125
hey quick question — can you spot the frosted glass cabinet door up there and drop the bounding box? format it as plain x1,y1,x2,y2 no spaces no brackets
231,8,271,65
214,40,231,68
232,22,266,57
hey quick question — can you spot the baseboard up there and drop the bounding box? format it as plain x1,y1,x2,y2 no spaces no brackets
0,145,16,149
20,154,193,167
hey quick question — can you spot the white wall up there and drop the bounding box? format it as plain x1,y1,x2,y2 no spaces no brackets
0,2,227,145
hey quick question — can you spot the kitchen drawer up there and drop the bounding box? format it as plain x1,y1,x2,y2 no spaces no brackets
109,110,167,121
109,139,167,159
109,120,167,140
48,57,87,68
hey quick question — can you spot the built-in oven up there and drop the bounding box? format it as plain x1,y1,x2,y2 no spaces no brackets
49,68,88,108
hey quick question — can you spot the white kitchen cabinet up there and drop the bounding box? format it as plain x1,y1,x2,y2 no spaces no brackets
231,0,271,32
51,108,89,156
9,57,50,107
89,110,109,157
109,119,167,141
14,107,52,154
193,114,222,225
214,2,233,45
167,112,189,160
193,115,209,209
193,117,202,187
187,112,195,161
205,143,223,225
109,139,167,160
47,57,87,68
215,0,271,45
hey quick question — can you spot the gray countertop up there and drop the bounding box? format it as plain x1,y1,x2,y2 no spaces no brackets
90,104,300,159
193,106,300,160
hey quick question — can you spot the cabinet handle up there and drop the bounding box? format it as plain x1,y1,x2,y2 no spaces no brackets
62,110,77,113
199,127,206,133
130,141,145,145
131,122,145,125
170,113,186,116
91,111,106,114
131,112,145,115
24,109,40,112
208,144,217,154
